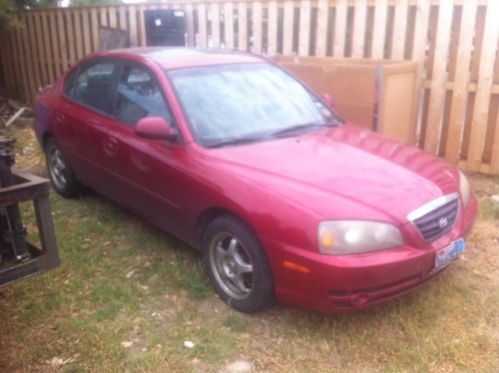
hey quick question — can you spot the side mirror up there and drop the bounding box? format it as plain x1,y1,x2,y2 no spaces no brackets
135,117,177,141
322,93,335,108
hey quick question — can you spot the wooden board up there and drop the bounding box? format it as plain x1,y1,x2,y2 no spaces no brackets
252,1,262,53
423,0,453,154
334,0,348,56
315,0,329,57
352,0,367,58
391,0,408,60
40,11,55,84
198,3,208,48
283,0,294,54
267,1,278,55
372,0,388,59
444,0,478,163
128,6,138,47
298,0,311,56
211,3,221,48
466,0,499,170
224,2,235,49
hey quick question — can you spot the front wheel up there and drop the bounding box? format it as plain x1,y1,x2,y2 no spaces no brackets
202,215,274,313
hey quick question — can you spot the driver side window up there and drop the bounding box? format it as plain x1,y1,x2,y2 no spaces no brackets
114,64,173,127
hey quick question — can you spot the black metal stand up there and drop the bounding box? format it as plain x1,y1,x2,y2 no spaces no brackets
0,134,59,287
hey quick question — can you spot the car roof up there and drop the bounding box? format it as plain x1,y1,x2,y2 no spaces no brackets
101,47,266,70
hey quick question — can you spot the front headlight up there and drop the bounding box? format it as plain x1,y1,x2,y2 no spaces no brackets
459,171,470,207
318,221,404,255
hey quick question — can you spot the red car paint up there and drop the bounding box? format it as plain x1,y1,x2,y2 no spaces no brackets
34,48,477,312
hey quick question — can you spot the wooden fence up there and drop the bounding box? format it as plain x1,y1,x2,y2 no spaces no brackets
1,0,498,174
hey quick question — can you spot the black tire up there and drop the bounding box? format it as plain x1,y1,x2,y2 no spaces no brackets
44,137,81,198
202,215,274,313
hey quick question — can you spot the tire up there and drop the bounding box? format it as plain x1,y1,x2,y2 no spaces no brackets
202,215,274,313
44,137,81,198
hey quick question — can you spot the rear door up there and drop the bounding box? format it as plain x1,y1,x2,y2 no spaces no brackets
57,58,120,188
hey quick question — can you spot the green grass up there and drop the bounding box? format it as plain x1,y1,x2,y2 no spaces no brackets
0,127,498,372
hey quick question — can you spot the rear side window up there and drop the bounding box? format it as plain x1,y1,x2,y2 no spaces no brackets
71,61,117,113
113,64,172,126
63,69,78,96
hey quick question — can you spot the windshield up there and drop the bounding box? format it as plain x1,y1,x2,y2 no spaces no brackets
168,63,342,147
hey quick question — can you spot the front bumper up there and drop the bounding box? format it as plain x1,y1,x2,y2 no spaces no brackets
263,196,478,313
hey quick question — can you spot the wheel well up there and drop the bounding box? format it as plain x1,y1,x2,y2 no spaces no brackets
196,207,243,247
42,132,55,149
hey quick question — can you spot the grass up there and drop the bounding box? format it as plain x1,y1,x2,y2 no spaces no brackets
0,125,498,372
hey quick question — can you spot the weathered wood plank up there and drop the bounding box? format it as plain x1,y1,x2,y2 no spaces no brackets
237,2,248,51
198,3,208,48
352,0,367,58
372,0,388,59
315,0,329,57
224,2,235,49
41,11,55,83
267,0,278,55
90,8,100,51
252,1,262,53
298,0,312,56
283,0,294,55
128,6,138,47
423,0,453,154
392,0,409,60
334,0,348,56
211,3,221,48
467,0,499,170
445,0,478,163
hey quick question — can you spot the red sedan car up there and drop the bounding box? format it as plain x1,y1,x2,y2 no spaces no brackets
34,48,477,313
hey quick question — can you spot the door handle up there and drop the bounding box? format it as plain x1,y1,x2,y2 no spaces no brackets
103,136,119,156
55,112,66,123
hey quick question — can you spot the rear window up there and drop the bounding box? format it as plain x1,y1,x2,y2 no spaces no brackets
70,61,117,113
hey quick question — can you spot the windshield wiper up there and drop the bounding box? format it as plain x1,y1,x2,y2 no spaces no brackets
268,122,334,138
206,135,267,148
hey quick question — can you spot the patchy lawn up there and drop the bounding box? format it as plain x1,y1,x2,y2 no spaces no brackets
0,125,498,372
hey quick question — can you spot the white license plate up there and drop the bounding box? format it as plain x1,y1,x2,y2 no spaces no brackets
435,238,465,270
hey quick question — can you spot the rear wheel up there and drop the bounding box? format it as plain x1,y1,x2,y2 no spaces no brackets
202,215,274,313
45,137,81,197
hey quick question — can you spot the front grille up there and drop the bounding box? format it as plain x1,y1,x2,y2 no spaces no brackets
412,198,459,242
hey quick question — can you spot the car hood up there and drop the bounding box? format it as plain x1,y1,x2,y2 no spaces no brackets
202,124,460,223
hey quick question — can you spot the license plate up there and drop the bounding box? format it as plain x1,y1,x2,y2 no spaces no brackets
435,238,465,270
